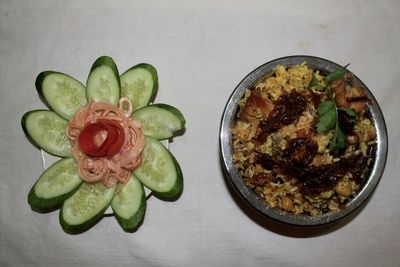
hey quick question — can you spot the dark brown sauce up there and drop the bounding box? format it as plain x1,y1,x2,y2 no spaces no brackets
283,138,318,167
256,139,368,196
256,91,307,141
298,154,366,195
256,138,318,174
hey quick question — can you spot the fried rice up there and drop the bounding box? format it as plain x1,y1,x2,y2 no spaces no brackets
230,63,376,216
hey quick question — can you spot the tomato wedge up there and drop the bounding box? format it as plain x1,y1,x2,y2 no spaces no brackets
78,119,126,158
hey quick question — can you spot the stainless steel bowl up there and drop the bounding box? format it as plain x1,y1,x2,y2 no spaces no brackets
220,55,388,226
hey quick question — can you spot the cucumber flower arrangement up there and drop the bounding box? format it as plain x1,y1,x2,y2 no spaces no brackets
22,56,185,234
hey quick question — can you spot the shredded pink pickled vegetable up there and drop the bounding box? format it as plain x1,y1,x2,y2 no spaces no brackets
67,98,145,187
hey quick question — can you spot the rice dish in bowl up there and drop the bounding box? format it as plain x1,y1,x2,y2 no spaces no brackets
220,56,387,226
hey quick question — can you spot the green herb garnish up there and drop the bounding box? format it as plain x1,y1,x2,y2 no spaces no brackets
339,107,357,118
316,100,349,152
325,63,350,82
329,124,346,152
309,64,350,90
316,100,337,133
309,73,321,88
315,63,355,152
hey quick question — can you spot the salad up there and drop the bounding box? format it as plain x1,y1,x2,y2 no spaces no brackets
22,56,185,233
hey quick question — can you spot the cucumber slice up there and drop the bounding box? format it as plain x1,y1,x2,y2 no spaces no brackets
21,110,71,157
111,175,146,231
36,71,87,119
132,104,186,140
120,63,158,111
28,158,82,212
134,136,183,199
60,182,116,234
86,56,120,106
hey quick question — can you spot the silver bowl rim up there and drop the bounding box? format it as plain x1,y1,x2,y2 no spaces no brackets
219,55,388,226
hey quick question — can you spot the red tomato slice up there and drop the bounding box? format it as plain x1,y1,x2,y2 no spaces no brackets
106,124,125,158
78,119,126,158
78,122,108,156
97,119,126,158
91,123,118,157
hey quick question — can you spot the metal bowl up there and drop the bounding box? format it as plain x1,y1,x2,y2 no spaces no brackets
220,55,388,226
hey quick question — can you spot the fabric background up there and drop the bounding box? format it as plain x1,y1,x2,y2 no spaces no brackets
1,0,399,266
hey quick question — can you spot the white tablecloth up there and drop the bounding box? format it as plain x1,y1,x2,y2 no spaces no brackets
1,0,399,266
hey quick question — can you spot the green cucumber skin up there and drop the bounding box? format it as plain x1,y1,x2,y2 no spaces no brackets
59,183,115,235
21,110,46,151
150,103,186,129
134,136,184,200
36,71,56,108
59,204,109,235
113,196,146,232
132,63,158,102
21,110,71,158
89,56,120,82
28,158,82,213
86,56,120,106
112,184,146,232
28,182,82,213
35,71,87,120
121,63,158,109
133,104,186,140
153,149,183,200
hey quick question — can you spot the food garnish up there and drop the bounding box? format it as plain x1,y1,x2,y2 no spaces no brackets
22,56,186,233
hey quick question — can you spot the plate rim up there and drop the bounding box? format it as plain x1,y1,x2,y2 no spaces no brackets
219,55,388,226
